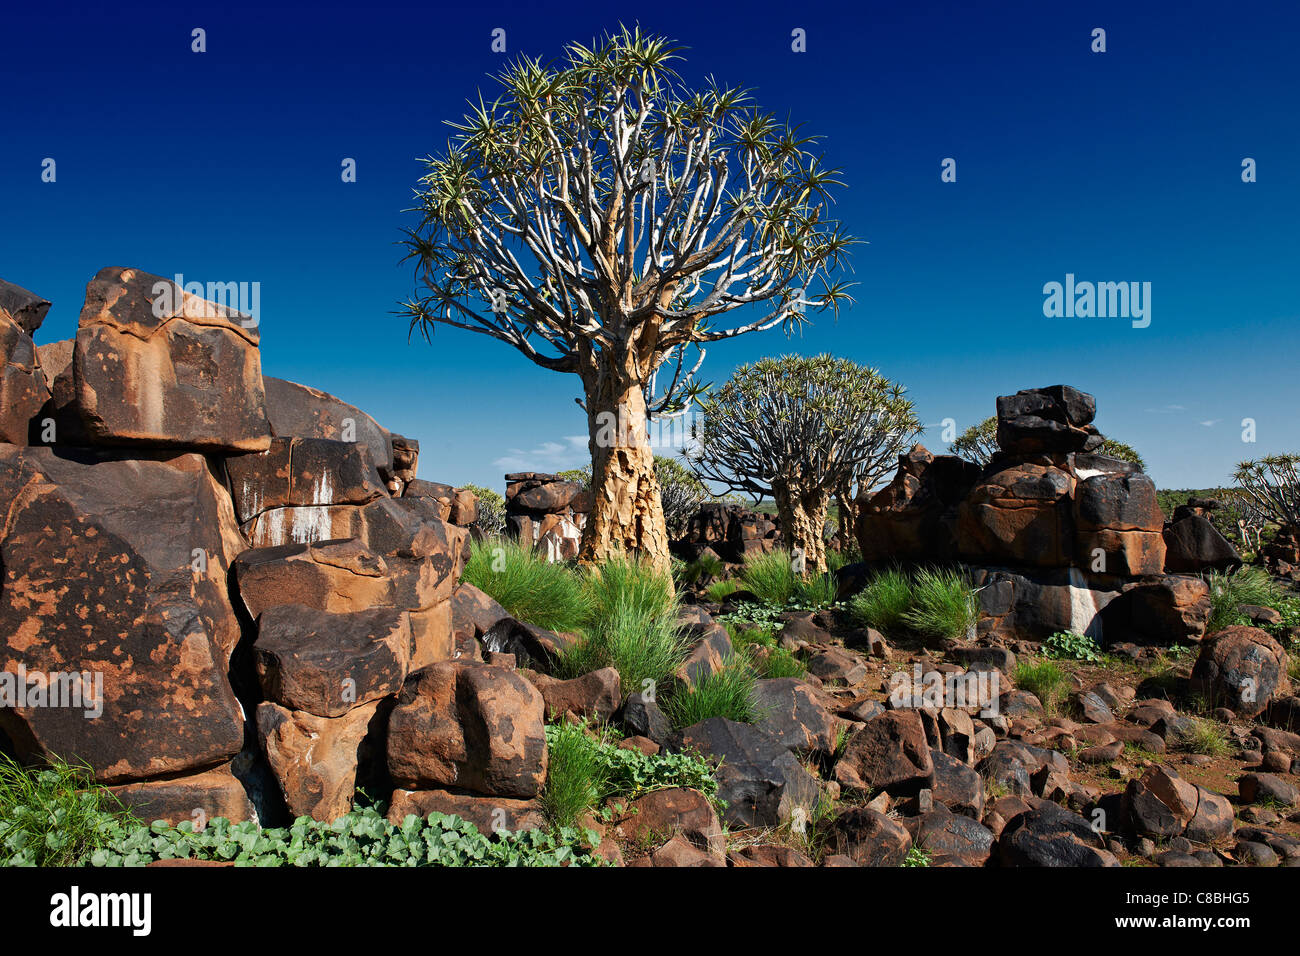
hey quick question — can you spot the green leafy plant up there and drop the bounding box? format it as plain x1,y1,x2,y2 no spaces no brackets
902,845,932,867
1043,630,1102,662
0,754,138,866
461,484,506,535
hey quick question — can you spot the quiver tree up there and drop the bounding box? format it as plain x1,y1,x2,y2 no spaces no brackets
400,27,854,573
1234,454,1300,531
688,354,919,573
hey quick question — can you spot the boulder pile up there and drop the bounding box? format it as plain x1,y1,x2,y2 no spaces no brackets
0,268,487,825
503,472,589,561
673,501,782,562
855,385,1229,646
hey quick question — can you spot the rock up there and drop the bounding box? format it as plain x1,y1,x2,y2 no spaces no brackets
669,718,819,828
994,385,1099,455
263,376,393,480
675,623,732,688
822,807,912,866
728,845,815,867
107,763,256,826
74,267,271,452
635,833,725,867
907,804,995,866
1123,765,1200,837
978,740,1068,797
1192,626,1290,718
958,462,1074,567
1163,515,1241,573
451,583,512,644
0,446,244,783
480,618,579,673
752,678,840,757
948,645,1017,675
254,604,410,717
972,566,1119,643
1235,841,1279,867
387,662,547,798
0,278,52,335
805,647,868,686
1072,691,1114,724
1101,575,1211,646
610,788,725,860
527,667,621,722
928,749,985,818
834,710,935,797
853,446,980,563
256,701,382,822
234,539,392,617
385,789,546,833
1239,773,1299,808
1072,473,1166,576
621,693,672,745
0,301,51,445
224,436,386,525
998,801,1119,866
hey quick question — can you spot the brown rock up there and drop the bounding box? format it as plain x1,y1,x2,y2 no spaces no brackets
108,763,255,826
385,788,546,833
527,667,622,722
611,787,725,859
256,701,382,822
1192,626,1290,718
834,710,935,796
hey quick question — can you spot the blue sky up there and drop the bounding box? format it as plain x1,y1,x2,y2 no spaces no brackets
3,0,1297,493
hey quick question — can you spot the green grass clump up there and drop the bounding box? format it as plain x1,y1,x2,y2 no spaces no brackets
759,646,808,679
677,553,726,587
847,568,914,632
796,570,840,610
541,722,718,828
740,549,801,607
558,601,689,696
726,624,806,679
901,568,978,641
1205,566,1283,632
1043,630,1103,662
583,556,676,624
1173,717,1231,758
663,656,763,728
0,754,138,866
461,538,590,632
1013,659,1069,715
705,579,739,603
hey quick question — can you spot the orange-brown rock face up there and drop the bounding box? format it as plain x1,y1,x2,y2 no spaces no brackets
0,445,245,784
74,267,272,452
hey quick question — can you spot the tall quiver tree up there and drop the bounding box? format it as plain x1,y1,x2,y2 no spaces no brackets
689,355,919,574
399,27,854,573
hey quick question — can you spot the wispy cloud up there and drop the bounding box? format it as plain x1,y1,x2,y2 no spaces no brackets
1199,419,1221,427
492,435,589,473
1145,403,1186,414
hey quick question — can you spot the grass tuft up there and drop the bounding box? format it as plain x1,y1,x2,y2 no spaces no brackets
0,753,137,866
663,657,762,727
461,538,590,632
1012,659,1069,716
847,568,914,633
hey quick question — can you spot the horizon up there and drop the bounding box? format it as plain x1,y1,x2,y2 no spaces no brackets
4,0,1297,495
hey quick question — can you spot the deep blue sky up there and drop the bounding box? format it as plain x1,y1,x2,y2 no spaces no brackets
3,0,1297,493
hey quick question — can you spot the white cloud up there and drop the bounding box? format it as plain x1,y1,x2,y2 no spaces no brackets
492,435,589,473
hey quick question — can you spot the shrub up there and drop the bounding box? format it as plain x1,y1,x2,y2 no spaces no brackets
1013,659,1069,716
1205,566,1282,632
461,538,590,632
461,484,506,535
796,571,840,610
655,455,710,538
1043,630,1102,662
901,567,978,641
663,657,762,728
677,552,725,587
847,568,913,633
0,754,137,866
559,603,689,697
583,556,676,624
902,846,932,867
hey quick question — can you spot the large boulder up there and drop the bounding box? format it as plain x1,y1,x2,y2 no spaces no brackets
387,662,548,799
1072,472,1165,576
821,807,913,866
833,710,935,797
253,605,411,718
957,462,1074,567
224,436,386,525
263,376,393,481
256,700,383,822
972,566,1119,642
0,446,245,783
995,385,1100,456
1163,515,1241,573
1100,574,1211,646
107,763,256,826
854,446,979,563
74,267,271,452
669,718,820,828
1192,626,1290,718
233,539,393,617
0,284,51,444
997,801,1119,866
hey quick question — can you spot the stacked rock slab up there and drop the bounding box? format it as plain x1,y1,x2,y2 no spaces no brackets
673,501,783,562
0,268,474,827
856,386,1209,645
504,472,589,561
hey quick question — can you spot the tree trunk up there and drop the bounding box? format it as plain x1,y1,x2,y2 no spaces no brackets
579,356,672,575
774,483,829,576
